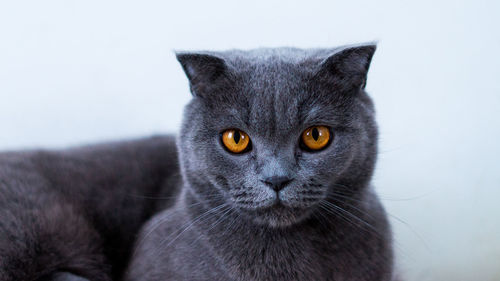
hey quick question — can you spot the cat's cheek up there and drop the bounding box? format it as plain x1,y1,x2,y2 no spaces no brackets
230,184,277,210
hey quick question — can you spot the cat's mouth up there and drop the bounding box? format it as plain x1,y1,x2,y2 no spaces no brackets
233,191,286,210
250,203,313,227
229,185,322,227
235,197,315,228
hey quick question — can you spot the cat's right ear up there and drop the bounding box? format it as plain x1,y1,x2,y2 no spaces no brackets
314,44,377,93
176,52,230,98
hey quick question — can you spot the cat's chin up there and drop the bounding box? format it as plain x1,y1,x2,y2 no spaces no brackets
240,203,313,228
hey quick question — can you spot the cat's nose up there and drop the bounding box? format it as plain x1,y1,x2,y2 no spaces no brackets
262,176,293,192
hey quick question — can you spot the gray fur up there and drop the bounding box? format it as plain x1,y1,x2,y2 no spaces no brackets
45,272,91,281
126,44,394,280
0,136,180,280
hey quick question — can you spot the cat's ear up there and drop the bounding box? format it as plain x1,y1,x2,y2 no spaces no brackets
315,43,376,92
176,52,231,98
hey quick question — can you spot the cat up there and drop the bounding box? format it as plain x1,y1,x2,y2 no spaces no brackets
125,43,395,281
0,136,181,280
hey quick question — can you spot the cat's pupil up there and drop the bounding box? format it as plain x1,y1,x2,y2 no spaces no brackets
234,131,241,144
312,128,319,141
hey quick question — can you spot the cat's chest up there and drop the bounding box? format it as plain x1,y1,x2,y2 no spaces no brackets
162,205,388,281
158,213,388,281
203,228,342,281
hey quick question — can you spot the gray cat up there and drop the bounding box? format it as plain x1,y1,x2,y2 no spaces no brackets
126,44,394,280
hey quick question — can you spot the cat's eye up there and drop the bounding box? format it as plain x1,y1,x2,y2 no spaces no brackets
301,126,331,151
221,129,251,154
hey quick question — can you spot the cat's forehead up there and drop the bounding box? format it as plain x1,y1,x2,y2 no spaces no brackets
216,47,344,97
213,47,343,65
220,48,320,100
219,50,315,134
200,49,352,134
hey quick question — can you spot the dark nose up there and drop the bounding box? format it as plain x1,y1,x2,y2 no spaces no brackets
262,176,293,192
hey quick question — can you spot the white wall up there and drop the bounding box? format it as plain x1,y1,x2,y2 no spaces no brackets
1,1,499,280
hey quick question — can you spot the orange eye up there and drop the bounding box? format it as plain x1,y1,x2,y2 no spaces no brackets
221,129,251,153
301,126,331,151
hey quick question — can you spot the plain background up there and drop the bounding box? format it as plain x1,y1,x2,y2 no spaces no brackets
1,0,499,280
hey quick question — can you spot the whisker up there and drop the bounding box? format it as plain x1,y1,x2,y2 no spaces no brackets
388,213,430,251
327,195,375,220
127,193,223,201
204,207,234,236
222,211,241,237
328,190,429,255
321,199,414,260
331,183,432,202
158,204,230,250
140,198,223,240
320,200,379,235
187,207,236,248
133,201,227,258
318,204,358,229
312,208,332,226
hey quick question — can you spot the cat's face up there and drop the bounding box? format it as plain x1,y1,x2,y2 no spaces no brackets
177,45,378,227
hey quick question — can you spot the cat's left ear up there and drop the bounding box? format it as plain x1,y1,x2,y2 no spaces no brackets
315,43,377,92
176,52,231,98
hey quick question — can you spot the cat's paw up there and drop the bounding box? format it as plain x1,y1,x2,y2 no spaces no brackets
42,272,90,281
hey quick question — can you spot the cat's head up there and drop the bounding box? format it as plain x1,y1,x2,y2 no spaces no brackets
177,44,378,227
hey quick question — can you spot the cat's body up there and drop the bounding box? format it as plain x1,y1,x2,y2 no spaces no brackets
127,45,394,280
0,136,180,281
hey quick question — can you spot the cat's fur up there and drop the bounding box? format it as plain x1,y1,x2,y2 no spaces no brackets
0,136,180,280
126,44,394,280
